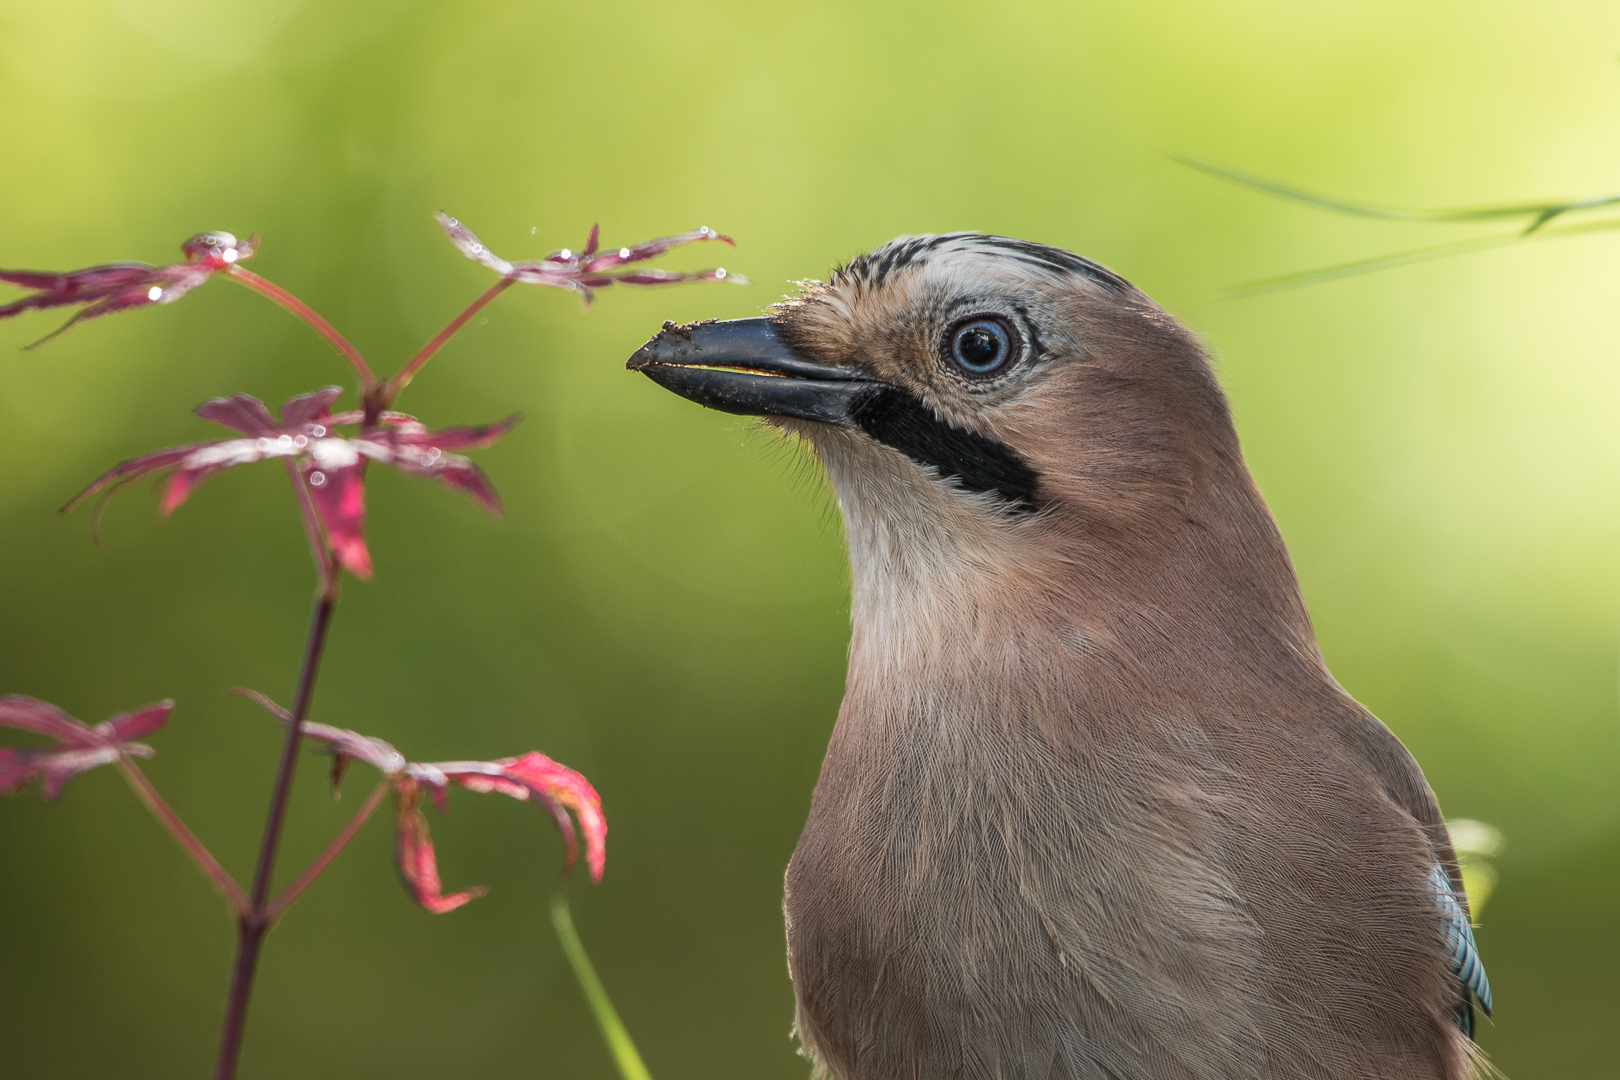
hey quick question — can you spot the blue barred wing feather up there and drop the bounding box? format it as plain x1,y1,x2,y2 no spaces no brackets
1430,863,1491,1035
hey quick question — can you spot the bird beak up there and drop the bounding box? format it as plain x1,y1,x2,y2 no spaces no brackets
626,317,876,428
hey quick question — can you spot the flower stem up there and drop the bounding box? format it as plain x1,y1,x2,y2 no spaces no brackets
282,459,335,591
224,266,376,388
550,891,653,1080
385,277,515,402
212,592,338,1080
265,779,389,921
116,757,250,916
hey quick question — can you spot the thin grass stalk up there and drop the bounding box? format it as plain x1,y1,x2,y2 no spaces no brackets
550,891,653,1080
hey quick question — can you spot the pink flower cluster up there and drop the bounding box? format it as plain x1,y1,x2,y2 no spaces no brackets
0,213,743,1079
64,388,517,580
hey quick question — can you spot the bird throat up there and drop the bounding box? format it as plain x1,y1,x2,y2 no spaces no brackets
849,387,1041,512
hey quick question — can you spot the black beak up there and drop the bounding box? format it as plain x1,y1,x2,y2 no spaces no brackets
626,317,876,427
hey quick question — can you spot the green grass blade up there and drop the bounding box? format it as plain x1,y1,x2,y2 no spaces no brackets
1171,154,1441,221
1172,153,1620,226
1224,214,1620,297
551,891,654,1080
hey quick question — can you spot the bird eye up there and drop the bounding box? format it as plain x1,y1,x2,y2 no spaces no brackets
947,317,1015,377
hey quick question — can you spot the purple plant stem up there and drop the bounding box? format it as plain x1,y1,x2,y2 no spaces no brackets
116,757,250,916
385,277,516,402
212,592,338,1080
265,779,390,921
224,266,377,388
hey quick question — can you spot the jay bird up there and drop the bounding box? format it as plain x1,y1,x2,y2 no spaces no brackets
626,234,1492,1080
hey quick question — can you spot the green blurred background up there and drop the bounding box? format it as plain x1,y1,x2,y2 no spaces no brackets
2,1,1618,1076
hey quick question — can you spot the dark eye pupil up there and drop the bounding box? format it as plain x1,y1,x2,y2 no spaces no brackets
951,320,1010,374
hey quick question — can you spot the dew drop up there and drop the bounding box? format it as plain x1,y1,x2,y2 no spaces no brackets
292,435,308,450
310,425,326,438
619,248,631,259
147,286,164,301
715,268,727,279
308,471,327,487
276,434,293,450
222,249,238,263
559,249,573,260
255,438,273,453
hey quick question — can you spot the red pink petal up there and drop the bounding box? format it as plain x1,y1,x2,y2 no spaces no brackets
195,393,280,435
394,782,487,914
434,213,514,277
303,458,372,579
0,696,167,799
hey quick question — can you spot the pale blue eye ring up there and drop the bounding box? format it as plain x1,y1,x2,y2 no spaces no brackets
948,317,1014,376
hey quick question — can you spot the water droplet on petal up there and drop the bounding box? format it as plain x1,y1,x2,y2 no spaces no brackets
292,435,308,450
255,438,273,453
277,434,293,450
147,286,164,301
308,471,327,487
619,248,631,259
222,249,238,263
310,425,326,438
716,268,727,279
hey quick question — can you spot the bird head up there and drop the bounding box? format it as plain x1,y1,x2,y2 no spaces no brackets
627,234,1318,698
632,234,1243,543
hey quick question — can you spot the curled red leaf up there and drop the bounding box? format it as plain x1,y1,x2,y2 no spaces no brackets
239,693,607,910
435,753,606,883
395,783,487,914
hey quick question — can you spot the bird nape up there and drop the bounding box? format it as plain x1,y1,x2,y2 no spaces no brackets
626,233,1491,1080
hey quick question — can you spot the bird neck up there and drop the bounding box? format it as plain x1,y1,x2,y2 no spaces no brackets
830,446,1330,728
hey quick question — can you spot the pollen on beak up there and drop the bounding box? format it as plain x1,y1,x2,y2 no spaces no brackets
626,317,876,428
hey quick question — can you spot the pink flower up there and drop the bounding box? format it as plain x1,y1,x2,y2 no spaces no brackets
0,232,253,348
237,690,606,913
63,388,518,580
436,213,747,305
0,696,171,799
